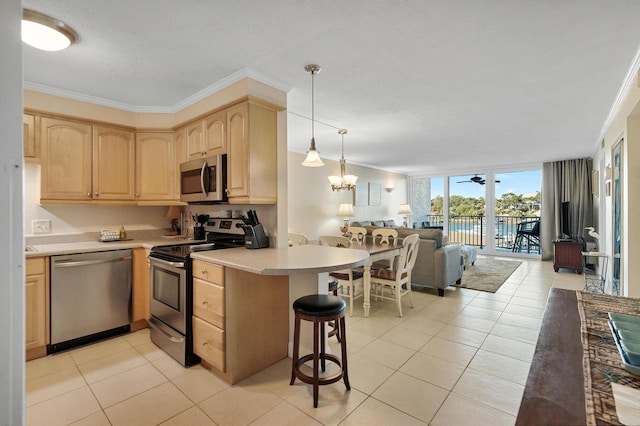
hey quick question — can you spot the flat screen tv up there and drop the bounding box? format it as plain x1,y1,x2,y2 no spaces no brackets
561,201,571,239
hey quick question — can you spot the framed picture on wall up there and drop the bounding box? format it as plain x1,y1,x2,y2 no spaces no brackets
354,182,368,206
368,183,381,206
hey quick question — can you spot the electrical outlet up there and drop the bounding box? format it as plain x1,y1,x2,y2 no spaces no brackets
32,219,51,234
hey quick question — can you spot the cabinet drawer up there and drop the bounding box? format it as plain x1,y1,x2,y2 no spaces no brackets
26,257,46,276
193,316,225,372
192,260,224,284
193,278,224,328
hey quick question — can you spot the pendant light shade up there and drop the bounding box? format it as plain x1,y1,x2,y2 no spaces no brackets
301,64,324,167
22,9,78,51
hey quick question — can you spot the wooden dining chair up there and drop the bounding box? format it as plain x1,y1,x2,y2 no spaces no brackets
288,232,310,246
371,228,399,269
370,233,420,317
372,228,398,245
319,235,364,317
346,226,367,243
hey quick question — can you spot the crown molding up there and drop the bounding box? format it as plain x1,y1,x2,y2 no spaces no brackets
599,46,640,143
24,67,291,114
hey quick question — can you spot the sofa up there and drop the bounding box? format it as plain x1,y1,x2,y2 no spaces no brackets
352,221,464,296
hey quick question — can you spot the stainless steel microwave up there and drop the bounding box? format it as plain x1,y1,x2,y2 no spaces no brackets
179,155,227,203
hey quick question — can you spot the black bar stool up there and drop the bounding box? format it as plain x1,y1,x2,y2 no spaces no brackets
290,294,350,407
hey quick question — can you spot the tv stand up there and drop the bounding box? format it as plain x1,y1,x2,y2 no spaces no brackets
552,239,584,273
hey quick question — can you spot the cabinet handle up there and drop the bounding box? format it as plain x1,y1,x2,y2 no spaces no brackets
201,269,208,275
94,192,99,197
87,192,91,198
202,340,209,346
202,299,208,305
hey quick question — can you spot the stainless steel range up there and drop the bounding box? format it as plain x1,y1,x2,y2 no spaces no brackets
148,218,245,366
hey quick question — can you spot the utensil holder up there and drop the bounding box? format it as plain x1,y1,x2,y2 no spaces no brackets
193,226,205,240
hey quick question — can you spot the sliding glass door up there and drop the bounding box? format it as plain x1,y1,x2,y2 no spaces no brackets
410,167,541,257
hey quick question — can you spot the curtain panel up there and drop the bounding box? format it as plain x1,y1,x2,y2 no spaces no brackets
541,158,594,260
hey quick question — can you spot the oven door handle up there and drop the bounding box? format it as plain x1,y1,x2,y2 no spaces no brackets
149,318,185,343
150,257,185,268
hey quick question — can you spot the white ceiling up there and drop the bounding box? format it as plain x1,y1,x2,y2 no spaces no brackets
22,0,640,175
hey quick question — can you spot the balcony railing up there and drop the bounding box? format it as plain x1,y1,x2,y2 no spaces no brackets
417,215,540,254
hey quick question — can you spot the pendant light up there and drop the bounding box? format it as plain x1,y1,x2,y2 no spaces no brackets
301,64,324,167
22,9,78,51
328,129,358,191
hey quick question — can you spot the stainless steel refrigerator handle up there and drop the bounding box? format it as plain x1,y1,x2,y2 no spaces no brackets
149,257,185,268
149,318,184,343
54,256,132,268
200,161,209,197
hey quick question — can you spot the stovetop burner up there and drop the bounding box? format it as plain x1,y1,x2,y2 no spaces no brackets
151,237,244,260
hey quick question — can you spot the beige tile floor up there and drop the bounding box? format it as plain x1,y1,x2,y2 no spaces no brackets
25,257,584,426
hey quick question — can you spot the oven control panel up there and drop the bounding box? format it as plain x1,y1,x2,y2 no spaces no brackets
205,218,245,235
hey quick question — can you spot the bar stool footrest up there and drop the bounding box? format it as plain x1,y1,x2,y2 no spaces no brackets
293,354,344,386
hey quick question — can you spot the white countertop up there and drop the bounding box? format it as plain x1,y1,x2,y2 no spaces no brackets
190,245,370,275
25,237,205,257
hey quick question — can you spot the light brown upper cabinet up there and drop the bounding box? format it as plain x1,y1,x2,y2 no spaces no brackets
226,101,277,204
92,125,136,200
40,117,135,202
185,110,227,161
23,113,39,162
135,132,177,202
40,117,93,201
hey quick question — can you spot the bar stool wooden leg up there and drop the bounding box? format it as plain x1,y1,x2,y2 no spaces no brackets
290,314,300,386
313,319,319,407
339,316,350,390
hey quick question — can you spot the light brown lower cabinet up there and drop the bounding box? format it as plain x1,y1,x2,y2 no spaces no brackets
192,259,289,384
25,257,49,361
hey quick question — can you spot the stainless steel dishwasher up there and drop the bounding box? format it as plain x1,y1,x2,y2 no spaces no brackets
49,249,132,353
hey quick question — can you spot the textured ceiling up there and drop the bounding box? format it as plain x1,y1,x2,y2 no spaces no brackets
22,0,640,175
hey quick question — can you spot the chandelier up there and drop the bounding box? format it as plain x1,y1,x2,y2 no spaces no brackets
328,129,358,191
301,64,324,167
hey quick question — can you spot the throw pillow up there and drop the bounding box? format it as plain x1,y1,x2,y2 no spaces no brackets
371,220,385,227
383,220,396,227
358,221,372,227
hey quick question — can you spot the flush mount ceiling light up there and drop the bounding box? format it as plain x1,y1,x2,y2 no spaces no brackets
328,129,358,191
301,64,324,167
22,9,78,52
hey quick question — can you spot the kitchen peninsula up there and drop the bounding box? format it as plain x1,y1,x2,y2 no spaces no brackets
190,245,369,383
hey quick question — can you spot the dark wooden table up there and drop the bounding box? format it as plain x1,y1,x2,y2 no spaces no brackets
516,288,586,425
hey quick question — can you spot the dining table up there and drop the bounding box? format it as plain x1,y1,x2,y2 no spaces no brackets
348,240,403,317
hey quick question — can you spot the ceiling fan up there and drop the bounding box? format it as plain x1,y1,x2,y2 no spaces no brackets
456,175,500,185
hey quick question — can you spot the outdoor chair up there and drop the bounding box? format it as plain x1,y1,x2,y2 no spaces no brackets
512,220,540,253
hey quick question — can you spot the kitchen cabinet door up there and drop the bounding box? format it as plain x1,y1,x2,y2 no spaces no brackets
204,110,226,155
23,113,39,162
92,125,136,200
186,121,205,160
40,117,93,201
135,132,177,201
226,101,277,204
25,257,49,361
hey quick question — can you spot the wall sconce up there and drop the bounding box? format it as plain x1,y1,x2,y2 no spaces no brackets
385,186,395,193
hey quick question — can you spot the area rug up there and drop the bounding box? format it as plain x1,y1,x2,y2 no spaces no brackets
454,257,522,293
